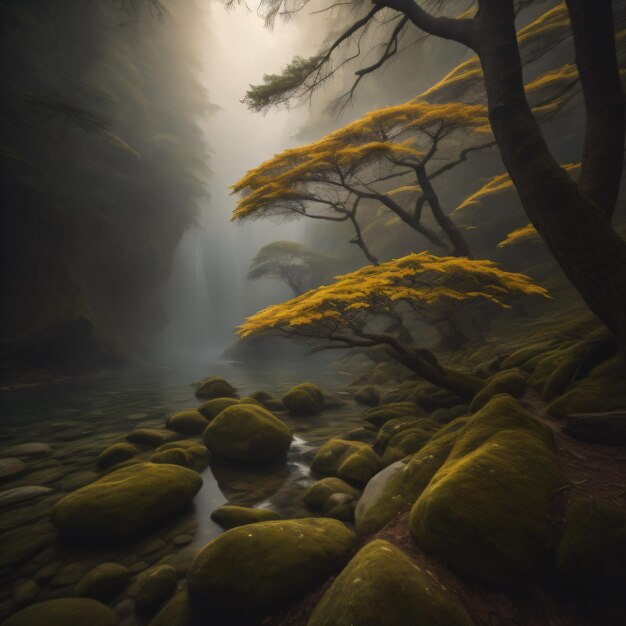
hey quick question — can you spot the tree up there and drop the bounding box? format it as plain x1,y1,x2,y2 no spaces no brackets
247,240,333,295
238,0,626,351
232,101,495,262
239,252,550,397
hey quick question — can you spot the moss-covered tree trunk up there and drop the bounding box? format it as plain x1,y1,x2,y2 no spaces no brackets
476,0,626,351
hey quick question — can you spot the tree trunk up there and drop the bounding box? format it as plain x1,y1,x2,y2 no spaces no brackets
475,1,626,351
415,164,473,258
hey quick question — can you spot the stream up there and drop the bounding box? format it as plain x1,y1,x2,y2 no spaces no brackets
0,357,363,620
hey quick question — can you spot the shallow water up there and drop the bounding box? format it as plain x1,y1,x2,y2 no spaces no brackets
0,357,363,620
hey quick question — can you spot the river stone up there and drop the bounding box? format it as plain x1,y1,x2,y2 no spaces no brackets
203,404,292,463
3,598,117,626
97,442,139,470
51,462,202,539
187,518,356,625
13,580,40,608
195,376,238,400
0,458,26,479
1,443,51,458
165,410,208,436
150,590,193,626
0,486,53,507
127,428,182,447
75,562,130,600
132,564,177,613
302,477,361,509
308,540,473,626
210,504,282,529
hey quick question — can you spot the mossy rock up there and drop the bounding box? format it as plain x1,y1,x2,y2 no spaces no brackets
303,477,361,509
381,420,439,466
197,397,240,421
75,562,130,600
337,446,383,485
469,368,527,413
308,540,473,626
557,496,626,599
354,386,380,407
97,442,138,470
355,419,466,537
238,395,264,407
4,599,117,626
410,407,563,589
322,493,356,521
373,416,422,455
132,564,178,613
187,518,357,625
166,410,208,436
150,590,194,626
247,390,274,406
362,402,425,429
150,446,209,472
282,383,324,416
195,376,238,400
203,404,292,464
501,340,557,370
51,462,202,539
210,504,282,529
310,439,370,477
548,356,626,417
343,426,376,444
127,428,181,447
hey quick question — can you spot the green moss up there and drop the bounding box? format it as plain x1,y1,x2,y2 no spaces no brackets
4,599,117,626
337,446,383,485
210,505,282,529
150,590,194,626
557,497,626,599
282,383,324,416
354,386,380,407
501,340,557,370
51,462,202,539
354,419,466,537
247,390,274,405
195,376,238,400
149,447,204,470
127,428,181,447
362,402,425,429
410,426,563,590
203,404,292,463
132,564,177,613
96,442,138,470
308,540,473,626
197,397,240,421
165,409,208,435
311,439,370,477
469,369,527,413
381,420,439,466
74,562,129,600
548,356,626,416
303,477,361,509
187,518,356,625
373,416,422,455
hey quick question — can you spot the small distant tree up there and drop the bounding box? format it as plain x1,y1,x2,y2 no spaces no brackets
247,240,333,295
239,252,550,398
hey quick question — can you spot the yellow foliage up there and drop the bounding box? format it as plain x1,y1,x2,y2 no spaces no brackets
238,253,550,338
456,162,580,212
498,224,540,248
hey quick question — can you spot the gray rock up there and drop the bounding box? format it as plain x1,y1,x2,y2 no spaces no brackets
0,458,26,479
0,486,53,507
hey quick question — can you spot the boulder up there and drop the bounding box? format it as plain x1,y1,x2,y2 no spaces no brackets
75,562,130,600
150,590,194,626
210,505,282,529
0,486,53,508
354,386,380,407
131,564,178,613
51,462,202,539
563,411,626,445
302,477,361,510
166,410,208,436
127,428,181,447
3,599,117,626
409,396,562,590
195,376,238,400
311,439,382,485
282,383,324,416
97,442,138,470
0,457,26,479
197,397,240,421
203,404,292,464
380,420,439,466
308,540,473,626
469,368,527,413
362,402,425,429
323,493,356,521
187,518,356,625
557,496,626,599
150,446,209,472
